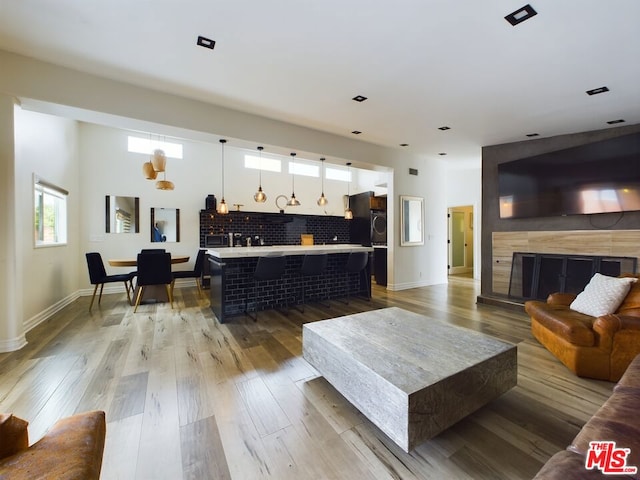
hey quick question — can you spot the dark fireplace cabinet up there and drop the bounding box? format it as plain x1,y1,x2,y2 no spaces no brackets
508,253,637,301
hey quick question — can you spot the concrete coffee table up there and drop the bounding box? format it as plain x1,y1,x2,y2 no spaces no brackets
302,307,517,452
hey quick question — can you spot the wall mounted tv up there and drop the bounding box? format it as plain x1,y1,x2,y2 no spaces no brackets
498,132,640,219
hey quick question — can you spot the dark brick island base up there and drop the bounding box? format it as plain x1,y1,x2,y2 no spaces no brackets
206,245,373,323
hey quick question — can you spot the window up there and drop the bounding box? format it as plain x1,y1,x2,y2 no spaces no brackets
127,136,183,159
326,166,351,182
34,175,68,247
289,161,319,177
244,154,281,172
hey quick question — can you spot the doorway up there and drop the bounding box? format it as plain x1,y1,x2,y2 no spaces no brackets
448,206,474,276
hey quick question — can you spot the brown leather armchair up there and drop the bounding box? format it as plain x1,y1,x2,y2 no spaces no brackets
525,274,640,382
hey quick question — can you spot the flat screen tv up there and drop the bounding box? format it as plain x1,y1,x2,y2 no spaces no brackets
498,132,640,219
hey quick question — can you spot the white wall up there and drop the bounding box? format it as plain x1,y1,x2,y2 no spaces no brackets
14,107,80,328
389,158,448,290
0,96,22,350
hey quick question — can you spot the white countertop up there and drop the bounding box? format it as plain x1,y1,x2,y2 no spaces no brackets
207,244,373,259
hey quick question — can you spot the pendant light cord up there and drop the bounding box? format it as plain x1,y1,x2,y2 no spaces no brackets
220,139,226,199
258,146,263,186
291,152,296,195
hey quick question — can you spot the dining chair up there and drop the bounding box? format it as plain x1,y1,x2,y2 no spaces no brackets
296,253,329,313
341,251,370,304
246,254,287,321
85,252,136,311
133,252,174,312
171,249,206,297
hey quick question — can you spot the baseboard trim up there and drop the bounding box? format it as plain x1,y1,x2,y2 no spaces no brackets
23,290,81,333
0,335,28,353
386,280,435,291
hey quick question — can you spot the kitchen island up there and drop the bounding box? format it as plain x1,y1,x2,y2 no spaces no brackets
207,244,373,323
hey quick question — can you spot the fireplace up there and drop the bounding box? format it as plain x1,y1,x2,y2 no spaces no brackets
508,253,637,301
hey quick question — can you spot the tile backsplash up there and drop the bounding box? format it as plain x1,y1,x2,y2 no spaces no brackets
200,210,351,247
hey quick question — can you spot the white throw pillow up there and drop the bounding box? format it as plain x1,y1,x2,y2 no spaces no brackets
570,273,637,317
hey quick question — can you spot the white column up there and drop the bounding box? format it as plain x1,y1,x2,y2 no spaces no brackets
0,94,26,351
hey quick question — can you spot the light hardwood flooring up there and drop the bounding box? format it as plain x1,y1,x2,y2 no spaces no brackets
0,277,615,479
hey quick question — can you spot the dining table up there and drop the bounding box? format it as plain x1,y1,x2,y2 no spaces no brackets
107,254,189,267
108,254,190,305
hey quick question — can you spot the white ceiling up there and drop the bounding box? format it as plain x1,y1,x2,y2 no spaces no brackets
1,0,639,164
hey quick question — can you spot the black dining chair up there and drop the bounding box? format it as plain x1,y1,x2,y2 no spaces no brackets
140,249,166,253
341,251,370,304
246,255,287,321
172,249,206,297
85,252,136,311
133,252,174,312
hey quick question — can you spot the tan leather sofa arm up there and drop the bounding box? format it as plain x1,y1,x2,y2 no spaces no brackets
594,314,640,334
546,292,577,306
593,314,640,351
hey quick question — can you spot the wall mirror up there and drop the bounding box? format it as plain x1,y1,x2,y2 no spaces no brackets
105,195,139,233
151,207,180,242
400,195,424,246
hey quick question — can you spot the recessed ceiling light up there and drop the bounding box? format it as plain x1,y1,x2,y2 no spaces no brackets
352,95,368,102
197,36,216,50
526,133,540,137
351,131,362,135
505,4,537,26
438,152,447,156
607,119,625,125
400,143,409,147
586,86,609,96
438,126,451,131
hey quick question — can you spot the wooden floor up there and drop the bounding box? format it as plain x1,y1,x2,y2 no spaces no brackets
0,277,615,479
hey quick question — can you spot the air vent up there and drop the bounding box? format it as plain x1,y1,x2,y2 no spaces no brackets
352,95,368,102
351,131,362,135
438,126,451,131
400,143,409,147
409,168,418,176
607,119,625,125
526,133,540,137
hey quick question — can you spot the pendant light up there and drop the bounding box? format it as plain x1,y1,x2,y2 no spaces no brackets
287,152,301,207
317,157,328,206
253,146,267,203
156,173,174,191
344,162,353,220
142,133,158,180
154,146,173,190
217,139,229,214
142,160,157,180
151,149,166,172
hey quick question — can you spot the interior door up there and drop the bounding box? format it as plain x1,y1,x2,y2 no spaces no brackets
448,206,473,275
